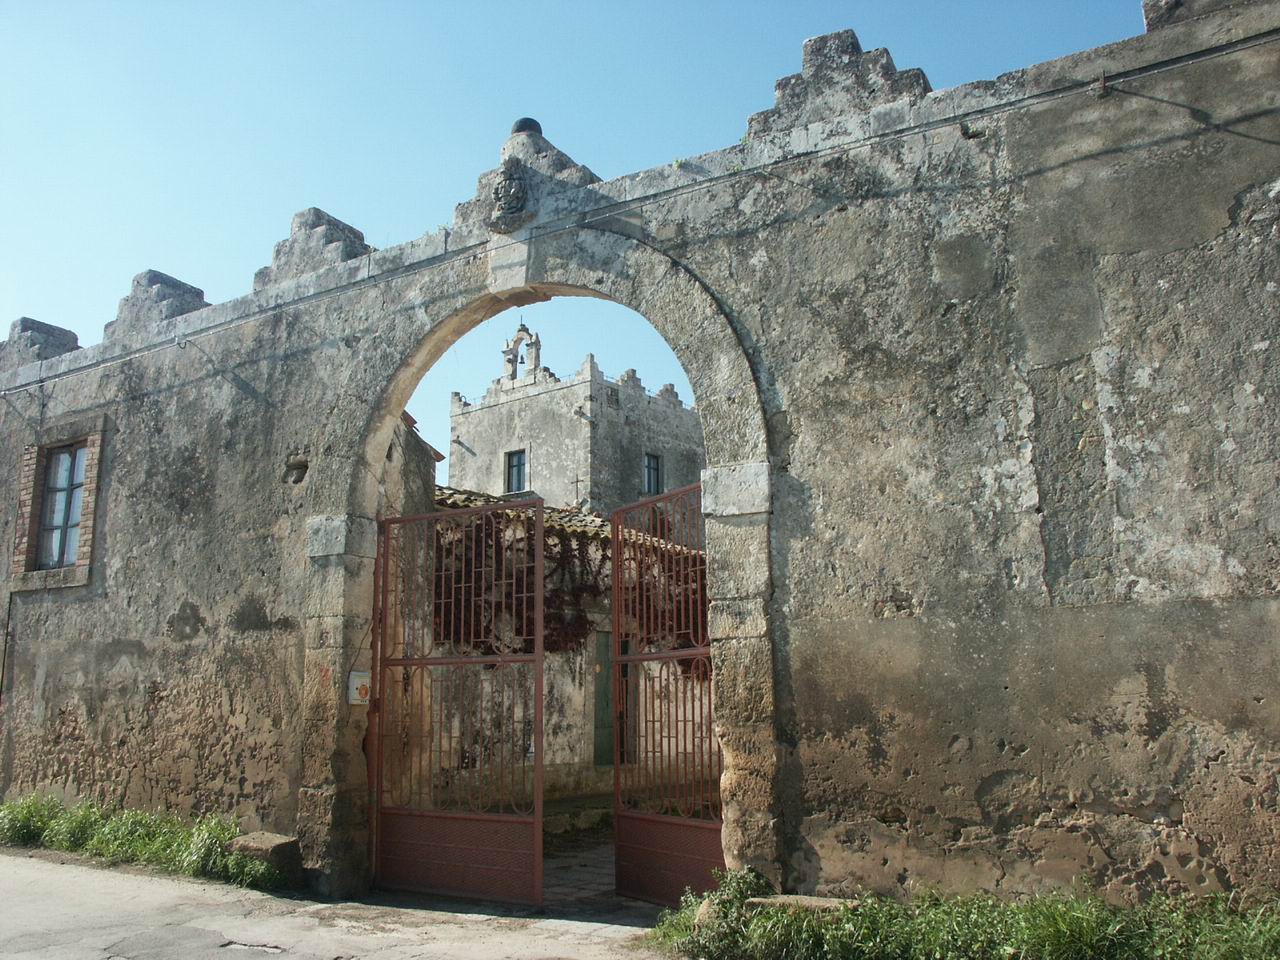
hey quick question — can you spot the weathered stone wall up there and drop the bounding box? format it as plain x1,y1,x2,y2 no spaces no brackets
739,4,1280,898
384,420,438,519
1,305,311,833
450,357,595,506
2,0,1277,899
590,369,703,513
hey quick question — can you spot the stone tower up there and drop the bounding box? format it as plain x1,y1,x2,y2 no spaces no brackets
447,325,705,515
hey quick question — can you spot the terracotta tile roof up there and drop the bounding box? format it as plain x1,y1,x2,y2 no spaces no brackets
434,485,610,539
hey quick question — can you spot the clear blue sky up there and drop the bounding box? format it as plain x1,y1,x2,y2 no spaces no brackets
1,2,1144,477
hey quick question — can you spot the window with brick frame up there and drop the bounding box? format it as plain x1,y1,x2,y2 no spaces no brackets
11,419,103,591
36,442,88,569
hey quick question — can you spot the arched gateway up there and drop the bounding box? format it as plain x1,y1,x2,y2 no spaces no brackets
299,124,779,896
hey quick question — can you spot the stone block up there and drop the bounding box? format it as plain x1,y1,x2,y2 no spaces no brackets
302,648,342,724
228,831,304,886
709,598,769,639
305,514,376,558
933,234,997,301
721,805,782,883
303,555,374,618
801,29,863,75
702,462,771,517
705,515,772,599
713,636,775,725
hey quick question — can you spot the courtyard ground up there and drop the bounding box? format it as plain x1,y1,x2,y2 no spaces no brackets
0,846,662,960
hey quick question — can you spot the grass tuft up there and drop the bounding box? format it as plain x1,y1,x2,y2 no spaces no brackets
652,869,1280,960
83,809,185,867
42,801,107,852
652,867,773,958
178,814,238,878
0,795,285,891
224,851,286,889
0,794,63,846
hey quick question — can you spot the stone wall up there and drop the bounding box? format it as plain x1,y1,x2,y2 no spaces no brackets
2,0,1278,898
449,357,594,508
590,368,703,514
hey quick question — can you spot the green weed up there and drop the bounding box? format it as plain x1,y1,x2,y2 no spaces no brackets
0,794,63,846
83,809,186,867
42,801,107,852
178,814,238,878
653,867,773,959
652,869,1280,960
0,795,285,891
224,851,285,889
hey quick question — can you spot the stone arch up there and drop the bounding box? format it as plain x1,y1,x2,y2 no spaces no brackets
353,229,768,514
302,227,778,893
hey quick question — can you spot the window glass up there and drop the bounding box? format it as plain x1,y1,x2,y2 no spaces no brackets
644,453,663,495
43,490,68,528
72,446,86,485
63,525,80,561
50,449,72,488
39,528,63,569
68,486,84,526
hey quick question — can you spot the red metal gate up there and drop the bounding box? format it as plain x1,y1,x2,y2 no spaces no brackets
612,483,723,906
371,499,544,905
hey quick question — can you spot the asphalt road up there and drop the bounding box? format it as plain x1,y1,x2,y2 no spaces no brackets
0,849,663,960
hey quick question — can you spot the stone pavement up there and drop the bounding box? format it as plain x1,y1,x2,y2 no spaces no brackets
0,847,664,960
543,843,616,904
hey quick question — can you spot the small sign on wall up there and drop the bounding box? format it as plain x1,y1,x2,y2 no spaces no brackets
348,671,371,705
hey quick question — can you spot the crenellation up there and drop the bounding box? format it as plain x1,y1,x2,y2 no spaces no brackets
748,28,932,139
253,207,374,292
104,269,210,342
1143,0,1266,28
800,29,863,75
0,317,79,372
657,383,681,404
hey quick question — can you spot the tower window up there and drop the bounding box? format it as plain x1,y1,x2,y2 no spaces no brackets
505,449,527,493
644,453,663,496
11,416,105,591
38,442,88,569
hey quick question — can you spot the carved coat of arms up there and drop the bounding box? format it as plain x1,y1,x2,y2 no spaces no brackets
487,157,535,234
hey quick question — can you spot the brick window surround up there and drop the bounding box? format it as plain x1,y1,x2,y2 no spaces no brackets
10,414,105,591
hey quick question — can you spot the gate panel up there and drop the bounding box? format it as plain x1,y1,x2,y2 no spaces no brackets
372,500,544,905
612,484,724,906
